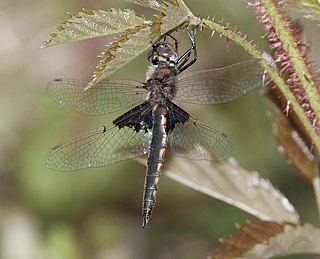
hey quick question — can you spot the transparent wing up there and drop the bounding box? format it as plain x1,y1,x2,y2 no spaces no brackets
44,123,151,171
175,59,264,104
168,118,232,161
46,78,148,115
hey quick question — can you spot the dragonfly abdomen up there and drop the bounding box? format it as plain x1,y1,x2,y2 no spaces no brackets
142,105,168,228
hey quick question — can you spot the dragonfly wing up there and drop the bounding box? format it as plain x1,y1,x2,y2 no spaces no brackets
168,117,232,161
44,123,151,171
175,59,264,104
46,78,147,115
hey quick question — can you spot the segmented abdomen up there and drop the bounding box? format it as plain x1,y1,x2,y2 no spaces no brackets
142,105,168,228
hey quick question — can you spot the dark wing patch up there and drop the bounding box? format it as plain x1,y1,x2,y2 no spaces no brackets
165,101,190,133
113,101,153,132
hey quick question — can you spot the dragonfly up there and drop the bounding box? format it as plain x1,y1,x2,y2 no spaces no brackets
44,27,264,228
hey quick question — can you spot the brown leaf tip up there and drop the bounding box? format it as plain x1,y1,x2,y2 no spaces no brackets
209,221,285,259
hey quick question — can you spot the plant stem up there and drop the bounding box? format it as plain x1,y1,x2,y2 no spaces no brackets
261,0,320,117
199,17,320,153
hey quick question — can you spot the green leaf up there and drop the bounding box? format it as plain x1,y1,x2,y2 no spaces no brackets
42,0,195,86
124,0,182,11
89,1,194,85
89,25,152,86
156,0,193,35
124,0,162,10
41,8,148,48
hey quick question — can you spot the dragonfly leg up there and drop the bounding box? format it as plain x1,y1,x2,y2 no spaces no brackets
177,25,198,73
163,33,179,53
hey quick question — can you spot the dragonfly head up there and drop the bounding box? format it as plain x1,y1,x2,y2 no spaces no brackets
147,43,178,68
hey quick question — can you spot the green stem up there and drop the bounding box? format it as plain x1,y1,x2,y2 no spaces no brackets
261,0,320,117
198,17,320,153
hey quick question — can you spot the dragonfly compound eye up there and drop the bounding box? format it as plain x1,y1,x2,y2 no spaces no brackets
157,46,178,64
147,43,179,67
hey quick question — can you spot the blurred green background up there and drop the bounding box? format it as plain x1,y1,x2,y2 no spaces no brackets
1,0,319,258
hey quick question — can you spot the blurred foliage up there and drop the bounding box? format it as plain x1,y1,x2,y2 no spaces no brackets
287,0,320,22
0,0,320,259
